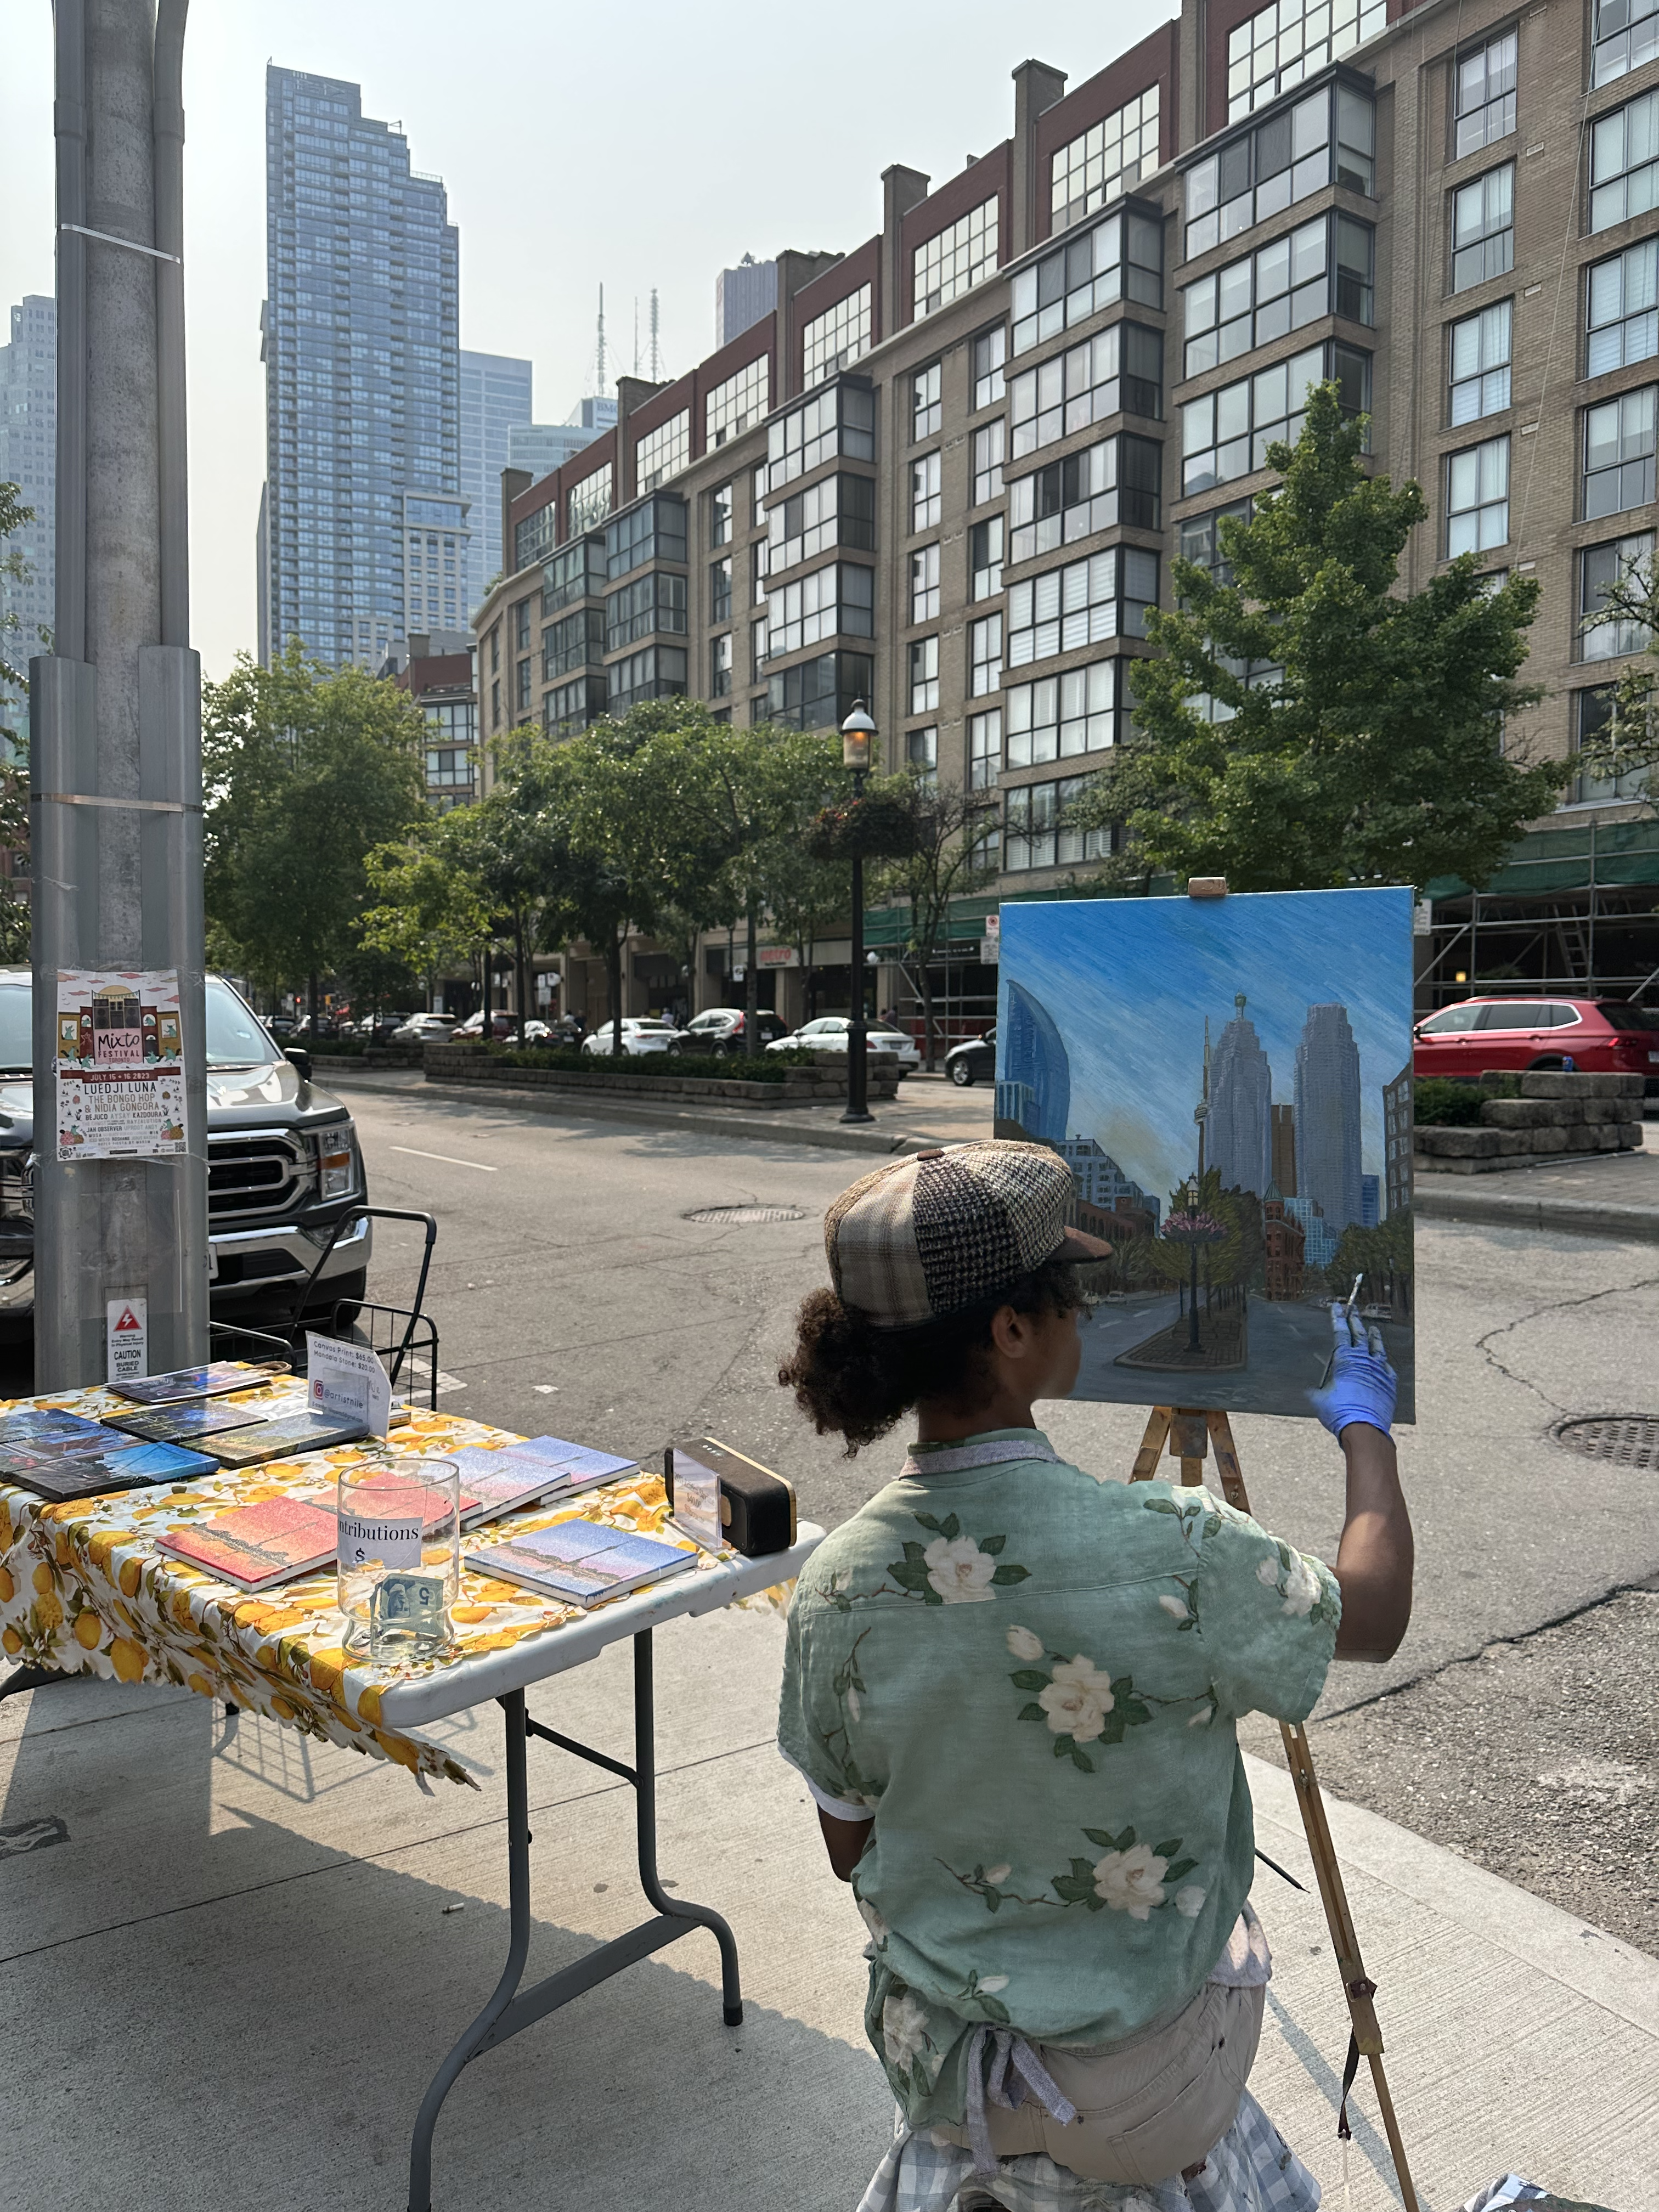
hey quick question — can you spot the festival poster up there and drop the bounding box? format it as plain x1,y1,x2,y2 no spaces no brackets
55,969,187,1162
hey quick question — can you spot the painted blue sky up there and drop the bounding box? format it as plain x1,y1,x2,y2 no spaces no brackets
998,889,1414,1206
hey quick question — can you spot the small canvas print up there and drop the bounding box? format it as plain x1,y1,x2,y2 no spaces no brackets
997,889,1414,1422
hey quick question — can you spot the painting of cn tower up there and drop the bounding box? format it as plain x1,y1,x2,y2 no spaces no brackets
996,888,1415,1421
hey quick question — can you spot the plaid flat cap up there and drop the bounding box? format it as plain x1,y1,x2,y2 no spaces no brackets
823,1140,1111,1330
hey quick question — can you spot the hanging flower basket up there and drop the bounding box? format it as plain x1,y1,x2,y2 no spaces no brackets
805,789,919,861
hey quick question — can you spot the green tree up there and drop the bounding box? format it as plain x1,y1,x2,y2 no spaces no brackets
871,775,1000,1068
360,815,493,996
204,641,428,1026
1070,385,1565,893
1577,548,1659,801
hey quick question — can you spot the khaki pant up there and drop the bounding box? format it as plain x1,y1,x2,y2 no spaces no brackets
934,1980,1265,2188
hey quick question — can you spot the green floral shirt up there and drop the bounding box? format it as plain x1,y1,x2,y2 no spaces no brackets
777,1429,1340,2128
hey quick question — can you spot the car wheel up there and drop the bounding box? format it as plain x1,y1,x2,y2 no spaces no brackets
950,1058,974,1087
306,1268,368,1328
1528,1055,1567,1071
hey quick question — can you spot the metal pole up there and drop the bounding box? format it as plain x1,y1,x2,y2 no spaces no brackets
841,768,871,1124
31,0,207,1390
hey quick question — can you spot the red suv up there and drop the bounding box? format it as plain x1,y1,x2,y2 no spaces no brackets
1414,996,1659,1093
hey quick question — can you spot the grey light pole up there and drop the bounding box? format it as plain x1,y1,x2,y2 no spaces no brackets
839,702,876,1126
31,0,208,1389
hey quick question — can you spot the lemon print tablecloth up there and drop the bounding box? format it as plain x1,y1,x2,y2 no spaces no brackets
0,1375,705,1788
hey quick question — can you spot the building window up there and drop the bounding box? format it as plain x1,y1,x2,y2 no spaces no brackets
1192,652,1284,727
710,482,733,548
766,472,876,574
707,355,771,448
1186,86,1375,261
1588,239,1659,375
911,543,941,623
1007,661,1123,764
766,650,874,732
1593,0,1659,89
968,709,1001,791
544,673,607,736
568,462,613,538
973,420,1006,506
542,534,607,615
515,503,558,573
515,657,532,712
606,493,688,579
752,540,768,606
803,285,872,382
753,465,768,528
1011,432,1163,560
766,562,875,656
1180,343,1368,497
912,450,942,532
1451,166,1514,292
914,195,1000,318
1051,87,1161,230
1574,682,1648,798
1227,0,1385,120
1013,207,1164,355
913,362,943,441
635,410,690,493
1448,300,1513,424
909,636,940,713
710,630,734,697
608,644,689,710
1584,386,1657,517
767,380,877,490
752,616,768,682
1455,29,1517,160
1008,548,1159,667
515,599,532,652
969,613,1004,697
605,570,690,651
425,747,474,798
973,324,1007,408
543,605,605,679
1589,88,1659,232
906,726,939,786
489,627,501,675
1447,435,1510,555
710,556,732,623
1010,323,1163,458
1005,774,1111,870
1581,532,1655,659
1182,215,1373,379
970,515,1005,601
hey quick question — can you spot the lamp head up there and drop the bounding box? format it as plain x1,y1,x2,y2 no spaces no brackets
840,700,877,772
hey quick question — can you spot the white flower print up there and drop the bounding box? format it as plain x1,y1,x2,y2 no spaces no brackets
1280,1552,1319,1618
983,1862,1012,1886
845,1685,861,1721
883,1989,934,2070
1006,1623,1045,1662
923,1534,997,1603
857,1895,890,1946
977,1973,1010,1995
1037,1655,1116,1743
1158,1593,1190,1621
1092,1841,1170,1920
1175,1884,1207,1917
1188,1704,1215,1727
1256,1556,1281,1590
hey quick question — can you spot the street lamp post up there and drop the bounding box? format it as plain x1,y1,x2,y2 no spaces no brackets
839,702,877,1125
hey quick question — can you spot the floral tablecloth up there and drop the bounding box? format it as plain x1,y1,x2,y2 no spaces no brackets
0,1375,721,1788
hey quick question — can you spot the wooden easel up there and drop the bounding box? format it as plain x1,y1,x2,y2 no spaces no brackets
1132,1404,1421,2212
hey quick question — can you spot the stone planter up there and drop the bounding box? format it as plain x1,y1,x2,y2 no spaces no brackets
1414,1072,1646,1174
421,1041,902,1108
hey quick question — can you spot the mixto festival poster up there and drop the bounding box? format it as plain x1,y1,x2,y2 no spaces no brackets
55,970,187,1163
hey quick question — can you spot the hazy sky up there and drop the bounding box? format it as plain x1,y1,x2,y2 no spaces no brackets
999,890,1414,1201
0,0,1172,682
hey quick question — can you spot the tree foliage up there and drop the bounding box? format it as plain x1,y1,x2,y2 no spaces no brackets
1577,548,1659,803
871,774,1000,1066
1070,385,1565,893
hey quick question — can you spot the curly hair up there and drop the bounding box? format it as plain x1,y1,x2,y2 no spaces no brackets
777,1255,1086,1455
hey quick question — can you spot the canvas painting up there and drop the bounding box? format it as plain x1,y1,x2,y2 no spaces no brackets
996,888,1414,1421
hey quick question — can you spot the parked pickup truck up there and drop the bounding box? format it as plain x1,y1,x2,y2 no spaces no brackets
0,969,371,1340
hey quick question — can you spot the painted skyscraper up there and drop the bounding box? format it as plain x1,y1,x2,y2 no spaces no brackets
996,981,1070,1144
1294,1003,1364,1234
459,351,532,616
259,69,463,669
1207,993,1273,1197
0,295,55,734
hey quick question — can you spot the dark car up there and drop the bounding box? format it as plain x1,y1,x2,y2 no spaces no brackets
1413,996,1659,1093
673,1007,789,1056
945,1026,996,1087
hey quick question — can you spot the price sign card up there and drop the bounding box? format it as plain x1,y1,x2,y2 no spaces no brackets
306,1332,392,1440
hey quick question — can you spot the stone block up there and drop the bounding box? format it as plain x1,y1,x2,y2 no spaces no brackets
1414,1125,1500,1157
1596,1124,1622,1150
1480,1098,1558,1128
1520,1071,1588,1099
1618,1120,1646,1147
1529,1127,1569,1153
1566,1125,1599,1151
1496,1128,1533,1155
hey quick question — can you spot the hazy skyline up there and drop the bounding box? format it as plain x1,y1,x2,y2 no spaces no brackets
0,0,1171,682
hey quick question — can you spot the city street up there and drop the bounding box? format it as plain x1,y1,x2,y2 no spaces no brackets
347,1085,1659,1947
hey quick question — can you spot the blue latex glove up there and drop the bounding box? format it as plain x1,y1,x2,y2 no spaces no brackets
1307,1302,1397,1439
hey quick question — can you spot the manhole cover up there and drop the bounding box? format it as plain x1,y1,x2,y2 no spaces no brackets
1553,1416,1659,1469
683,1204,809,1226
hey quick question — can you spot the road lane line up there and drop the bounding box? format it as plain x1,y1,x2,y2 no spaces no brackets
390,1144,498,1173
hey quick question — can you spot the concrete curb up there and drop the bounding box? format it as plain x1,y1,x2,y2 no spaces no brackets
1415,1181,1659,1242
404,1074,942,1156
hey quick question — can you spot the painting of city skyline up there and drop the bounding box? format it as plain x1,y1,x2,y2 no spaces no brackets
996,889,1415,1421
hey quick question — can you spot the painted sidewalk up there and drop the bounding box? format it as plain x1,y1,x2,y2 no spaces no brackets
2,1602,1652,2211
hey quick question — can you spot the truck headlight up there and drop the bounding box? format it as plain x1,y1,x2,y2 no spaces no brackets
309,1125,362,1200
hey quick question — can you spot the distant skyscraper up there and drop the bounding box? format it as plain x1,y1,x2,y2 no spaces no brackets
715,255,777,347
506,417,612,481
996,981,1070,1143
460,351,532,615
1361,1174,1380,1228
1285,1195,1339,1271
1295,1003,1364,1234
1382,1062,1413,1221
1207,993,1273,1196
261,68,463,669
1270,1102,1297,1196
0,295,55,734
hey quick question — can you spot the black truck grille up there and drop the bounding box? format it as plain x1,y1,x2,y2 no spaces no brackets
207,1132,307,1221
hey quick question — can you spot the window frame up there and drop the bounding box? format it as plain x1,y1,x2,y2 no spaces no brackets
1453,28,1518,161
1446,432,1511,556
1450,163,1515,294
1448,298,1514,425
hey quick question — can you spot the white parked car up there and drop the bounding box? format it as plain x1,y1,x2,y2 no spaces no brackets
582,1017,682,1057
765,1015,919,1071
391,1012,457,1045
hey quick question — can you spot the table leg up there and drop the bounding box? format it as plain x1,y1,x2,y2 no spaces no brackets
405,1630,744,2211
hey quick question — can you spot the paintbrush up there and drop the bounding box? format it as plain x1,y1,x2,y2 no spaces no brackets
1318,1273,1366,1389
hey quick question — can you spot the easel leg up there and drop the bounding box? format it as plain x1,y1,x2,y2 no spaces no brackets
1130,1407,1421,2212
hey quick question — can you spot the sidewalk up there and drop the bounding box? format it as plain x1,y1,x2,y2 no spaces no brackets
1415,1129,1659,1243
2,1601,1652,2211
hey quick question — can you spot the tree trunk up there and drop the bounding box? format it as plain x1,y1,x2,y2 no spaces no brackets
744,896,761,1060
607,932,624,1053
920,957,938,1071
308,969,319,1037
514,910,529,1042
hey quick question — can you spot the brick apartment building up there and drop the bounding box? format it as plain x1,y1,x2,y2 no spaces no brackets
474,0,1659,1029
